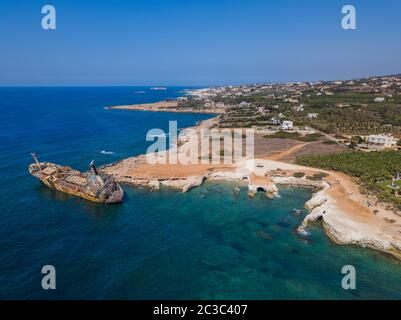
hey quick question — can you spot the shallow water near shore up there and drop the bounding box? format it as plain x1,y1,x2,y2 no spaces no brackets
1,87,401,299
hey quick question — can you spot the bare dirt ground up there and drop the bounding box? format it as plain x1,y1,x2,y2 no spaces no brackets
127,163,234,179
278,141,347,163
254,134,346,162
254,135,301,158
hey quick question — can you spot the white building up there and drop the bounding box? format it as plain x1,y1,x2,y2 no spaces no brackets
258,107,266,115
375,97,385,103
292,104,305,112
281,121,294,131
239,101,251,108
307,113,319,119
268,117,281,125
367,134,397,149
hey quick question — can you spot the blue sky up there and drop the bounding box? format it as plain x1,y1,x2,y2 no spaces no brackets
0,0,400,86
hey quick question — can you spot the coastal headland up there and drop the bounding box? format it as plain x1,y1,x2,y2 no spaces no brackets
103,79,401,260
106,100,225,114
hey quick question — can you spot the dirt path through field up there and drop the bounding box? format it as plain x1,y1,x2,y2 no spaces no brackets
264,142,310,161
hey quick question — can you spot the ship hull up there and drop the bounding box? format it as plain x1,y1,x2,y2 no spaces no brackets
38,176,122,203
29,162,123,204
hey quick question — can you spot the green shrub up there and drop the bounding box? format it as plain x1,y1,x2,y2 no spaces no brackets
297,151,401,208
293,172,306,178
306,172,329,181
322,140,338,145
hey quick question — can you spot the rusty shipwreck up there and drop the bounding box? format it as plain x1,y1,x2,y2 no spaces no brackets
29,154,123,204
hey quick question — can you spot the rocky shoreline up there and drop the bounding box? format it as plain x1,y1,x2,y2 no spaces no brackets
102,154,401,261
101,109,401,262
298,177,401,261
106,100,223,114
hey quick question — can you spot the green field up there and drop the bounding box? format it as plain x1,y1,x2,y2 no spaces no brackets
296,151,401,208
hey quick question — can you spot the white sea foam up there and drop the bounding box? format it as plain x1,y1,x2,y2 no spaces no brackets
100,150,115,155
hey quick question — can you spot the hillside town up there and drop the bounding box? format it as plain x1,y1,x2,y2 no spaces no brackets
183,74,401,151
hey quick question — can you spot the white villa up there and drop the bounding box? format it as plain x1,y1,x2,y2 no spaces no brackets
307,113,319,119
292,104,305,112
366,134,397,149
239,101,251,108
281,121,294,131
267,116,281,125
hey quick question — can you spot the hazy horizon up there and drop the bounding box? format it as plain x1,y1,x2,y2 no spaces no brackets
0,71,399,88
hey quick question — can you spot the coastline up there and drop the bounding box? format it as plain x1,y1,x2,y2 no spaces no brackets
103,100,401,261
106,100,224,114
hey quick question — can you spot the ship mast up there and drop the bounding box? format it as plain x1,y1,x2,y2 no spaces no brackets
31,153,41,171
89,160,104,185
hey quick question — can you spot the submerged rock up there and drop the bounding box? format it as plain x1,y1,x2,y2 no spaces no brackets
258,221,269,228
292,209,303,216
257,230,274,241
296,228,310,238
276,222,291,229
265,191,276,199
248,191,256,198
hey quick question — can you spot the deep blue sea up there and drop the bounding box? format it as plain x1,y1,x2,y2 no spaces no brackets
1,87,401,300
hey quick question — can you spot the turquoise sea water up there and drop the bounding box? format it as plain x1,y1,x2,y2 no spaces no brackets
1,87,401,300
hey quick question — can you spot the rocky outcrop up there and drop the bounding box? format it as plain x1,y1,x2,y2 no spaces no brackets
296,180,401,260
182,176,206,193
265,184,279,199
321,213,401,260
248,176,279,199
304,182,330,210
148,179,160,191
272,176,324,190
102,151,401,261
